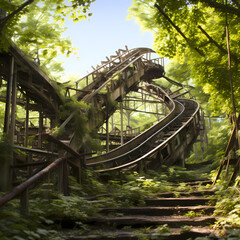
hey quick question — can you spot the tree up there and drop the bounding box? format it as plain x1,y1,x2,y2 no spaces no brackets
0,0,95,78
0,0,95,51
128,0,240,115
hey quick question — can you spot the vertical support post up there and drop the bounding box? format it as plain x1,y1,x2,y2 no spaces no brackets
10,69,17,143
20,188,29,216
62,159,69,196
24,96,29,147
111,115,114,129
180,152,185,168
10,70,17,184
195,142,198,159
127,111,130,126
106,116,109,152
38,108,43,148
27,153,33,176
120,100,124,146
58,150,69,195
4,56,14,134
156,104,159,121
50,116,56,130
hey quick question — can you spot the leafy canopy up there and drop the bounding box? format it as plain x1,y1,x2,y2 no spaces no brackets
128,0,240,115
0,0,95,77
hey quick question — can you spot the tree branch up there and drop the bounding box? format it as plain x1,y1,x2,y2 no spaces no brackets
154,3,205,57
0,0,34,30
198,25,227,54
198,25,239,63
190,0,240,17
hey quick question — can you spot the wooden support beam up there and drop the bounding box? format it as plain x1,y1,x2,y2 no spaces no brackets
20,188,29,216
10,67,17,143
120,100,124,146
0,156,66,207
38,108,43,148
106,115,109,152
24,96,29,147
4,56,14,133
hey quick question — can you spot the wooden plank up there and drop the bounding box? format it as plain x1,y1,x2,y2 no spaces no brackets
14,145,58,156
0,156,66,207
42,134,86,167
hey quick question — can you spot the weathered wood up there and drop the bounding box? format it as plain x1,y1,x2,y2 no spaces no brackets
14,145,58,156
120,100,124,146
145,197,210,206
85,215,216,228
10,67,17,143
24,96,29,147
0,156,66,207
38,108,43,148
20,188,29,216
100,205,215,216
4,56,14,133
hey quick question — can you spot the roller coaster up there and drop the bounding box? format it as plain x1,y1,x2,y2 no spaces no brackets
0,44,203,208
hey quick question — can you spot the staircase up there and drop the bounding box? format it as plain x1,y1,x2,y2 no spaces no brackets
56,168,219,240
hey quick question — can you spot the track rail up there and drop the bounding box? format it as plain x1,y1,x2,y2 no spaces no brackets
0,46,201,212
86,83,200,172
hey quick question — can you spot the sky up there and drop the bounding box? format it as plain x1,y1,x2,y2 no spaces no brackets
61,0,155,77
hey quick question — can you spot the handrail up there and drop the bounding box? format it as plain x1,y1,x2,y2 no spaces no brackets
0,157,66,207
14,145,58,156
88,54,144,100
75,48,154,86
42,133,86,167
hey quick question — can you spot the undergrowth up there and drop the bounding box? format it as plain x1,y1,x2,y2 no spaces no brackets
0,166,205,240
1,155,240,239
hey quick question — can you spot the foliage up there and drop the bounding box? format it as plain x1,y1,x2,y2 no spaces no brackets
0,134,13,165
128,0,240,115
0,177,100,240
164,59,210,111
186,118,231,169
0,0,95,78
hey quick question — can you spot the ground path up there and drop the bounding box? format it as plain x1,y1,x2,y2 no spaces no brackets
55,162,221,240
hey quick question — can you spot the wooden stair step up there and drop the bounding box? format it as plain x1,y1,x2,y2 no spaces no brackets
184,180,213,186
145,197,210,206
100,205,215,216
66,227,219,240
156,190,215,198
85,215,217,228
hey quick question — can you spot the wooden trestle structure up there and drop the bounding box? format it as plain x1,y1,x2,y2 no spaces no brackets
0,44,207,214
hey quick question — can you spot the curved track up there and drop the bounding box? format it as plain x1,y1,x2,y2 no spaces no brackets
86,84,200,172
63,47,201,171
0,46,202,209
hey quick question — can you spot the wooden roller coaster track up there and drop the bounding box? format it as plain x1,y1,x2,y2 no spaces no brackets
0,44,202,213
